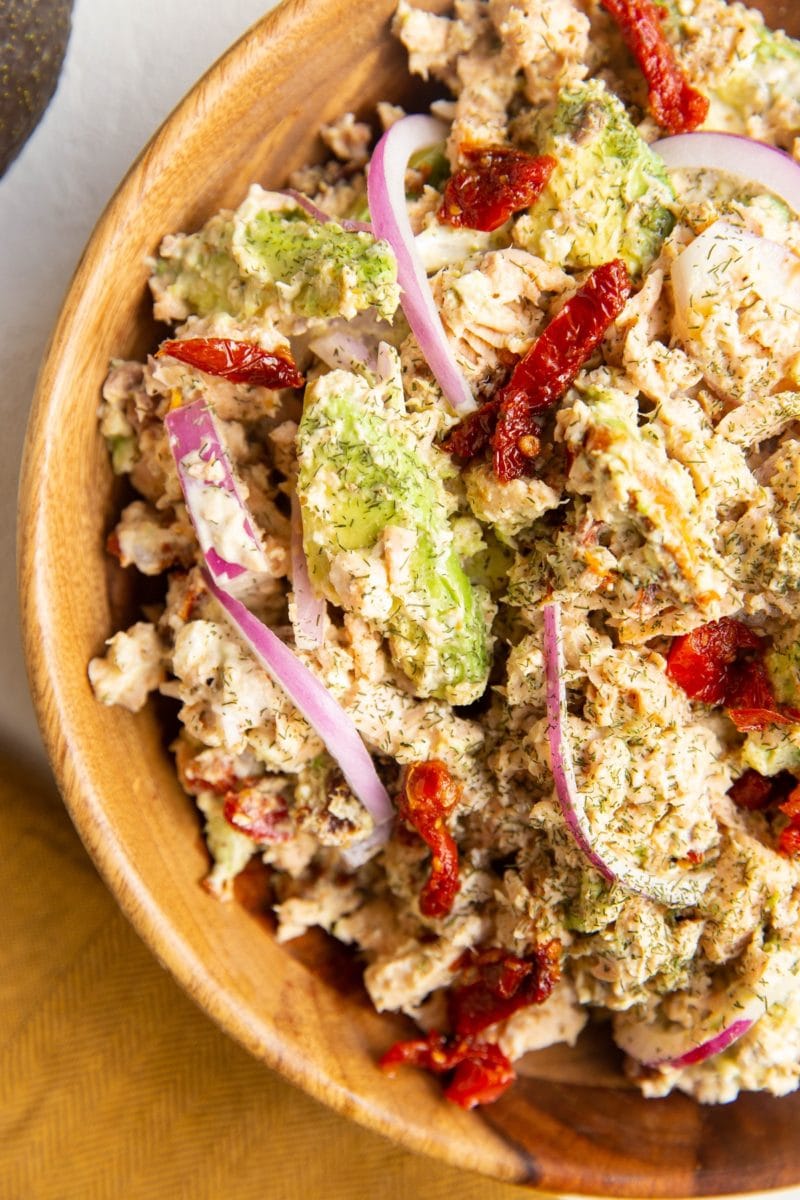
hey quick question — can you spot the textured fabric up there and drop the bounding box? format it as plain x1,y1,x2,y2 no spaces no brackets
0,749,542,1200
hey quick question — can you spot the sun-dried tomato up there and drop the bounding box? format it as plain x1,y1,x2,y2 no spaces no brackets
728,769,775,812
380,1031,455,1073
223,786,292,842
178,743,261,797
492,259,631,480
724,657,800,729
158,338,304,389
444,1041,516,1109
666,618,761,705
781,786,800,821
728,659,800,725
727,777,800,856
380,1031,515,1109
726,658,779,712
778,825,800,857
443,262,631,473
448,942,562,1037
778,785,800,857
438,146,557,233
399,761,461,919
668,622,800,730
725,658,800,730
600,0,709,134
442,394,501,461
379,943,554,1107
727,706,800,732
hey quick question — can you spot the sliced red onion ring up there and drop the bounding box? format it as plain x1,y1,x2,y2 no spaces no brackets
624,1017,754,1071
308,330,378,374
203,572,394,837
542,602,706,909
367,115,476,416
281,187,373,233
614,944,796,1069
375,341,396,385
165,400,269,590
290,492,326,649
653,132,800,216
166,398,394,851
671,219,800,326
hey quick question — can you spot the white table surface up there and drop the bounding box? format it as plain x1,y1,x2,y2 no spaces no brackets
2,3,800,1197
1,0,278,761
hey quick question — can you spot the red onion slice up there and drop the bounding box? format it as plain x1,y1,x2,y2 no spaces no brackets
367,115,477,415
629,1018,754,1071
203,572,394,836
166,398,393,850
614,944,796,1069
653,132,800,215
281,187,373,233
671,219,800,327
290,492,326,649
165,400,269,589
308,330,378,374
542,602,706,909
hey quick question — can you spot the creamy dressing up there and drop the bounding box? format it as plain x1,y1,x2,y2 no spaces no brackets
90,0,800,1107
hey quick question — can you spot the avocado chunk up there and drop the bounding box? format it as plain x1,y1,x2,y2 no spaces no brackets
707,23,800,142
151,187,399,323
296,353,491,704
766,623,800,708
565,872,626,933
513,80,675,276
742,725,800,776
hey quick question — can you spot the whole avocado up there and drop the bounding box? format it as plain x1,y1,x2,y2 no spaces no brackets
1,0,73,176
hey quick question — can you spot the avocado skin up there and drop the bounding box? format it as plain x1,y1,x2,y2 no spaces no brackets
1,0,73,176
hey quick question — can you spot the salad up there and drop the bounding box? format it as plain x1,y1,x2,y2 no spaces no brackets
90,0,800,1109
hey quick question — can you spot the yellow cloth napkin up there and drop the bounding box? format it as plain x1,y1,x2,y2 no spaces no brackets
1,747,544,1200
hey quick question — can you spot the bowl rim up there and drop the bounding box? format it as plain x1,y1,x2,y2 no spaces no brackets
17,1,800,1195
15,1,527,1190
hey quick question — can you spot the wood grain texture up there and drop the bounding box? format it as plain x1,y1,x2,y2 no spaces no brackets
0,746,554,1200
16,0,800,1194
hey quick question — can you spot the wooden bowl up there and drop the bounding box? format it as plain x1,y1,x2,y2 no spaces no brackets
18,1,800,1193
